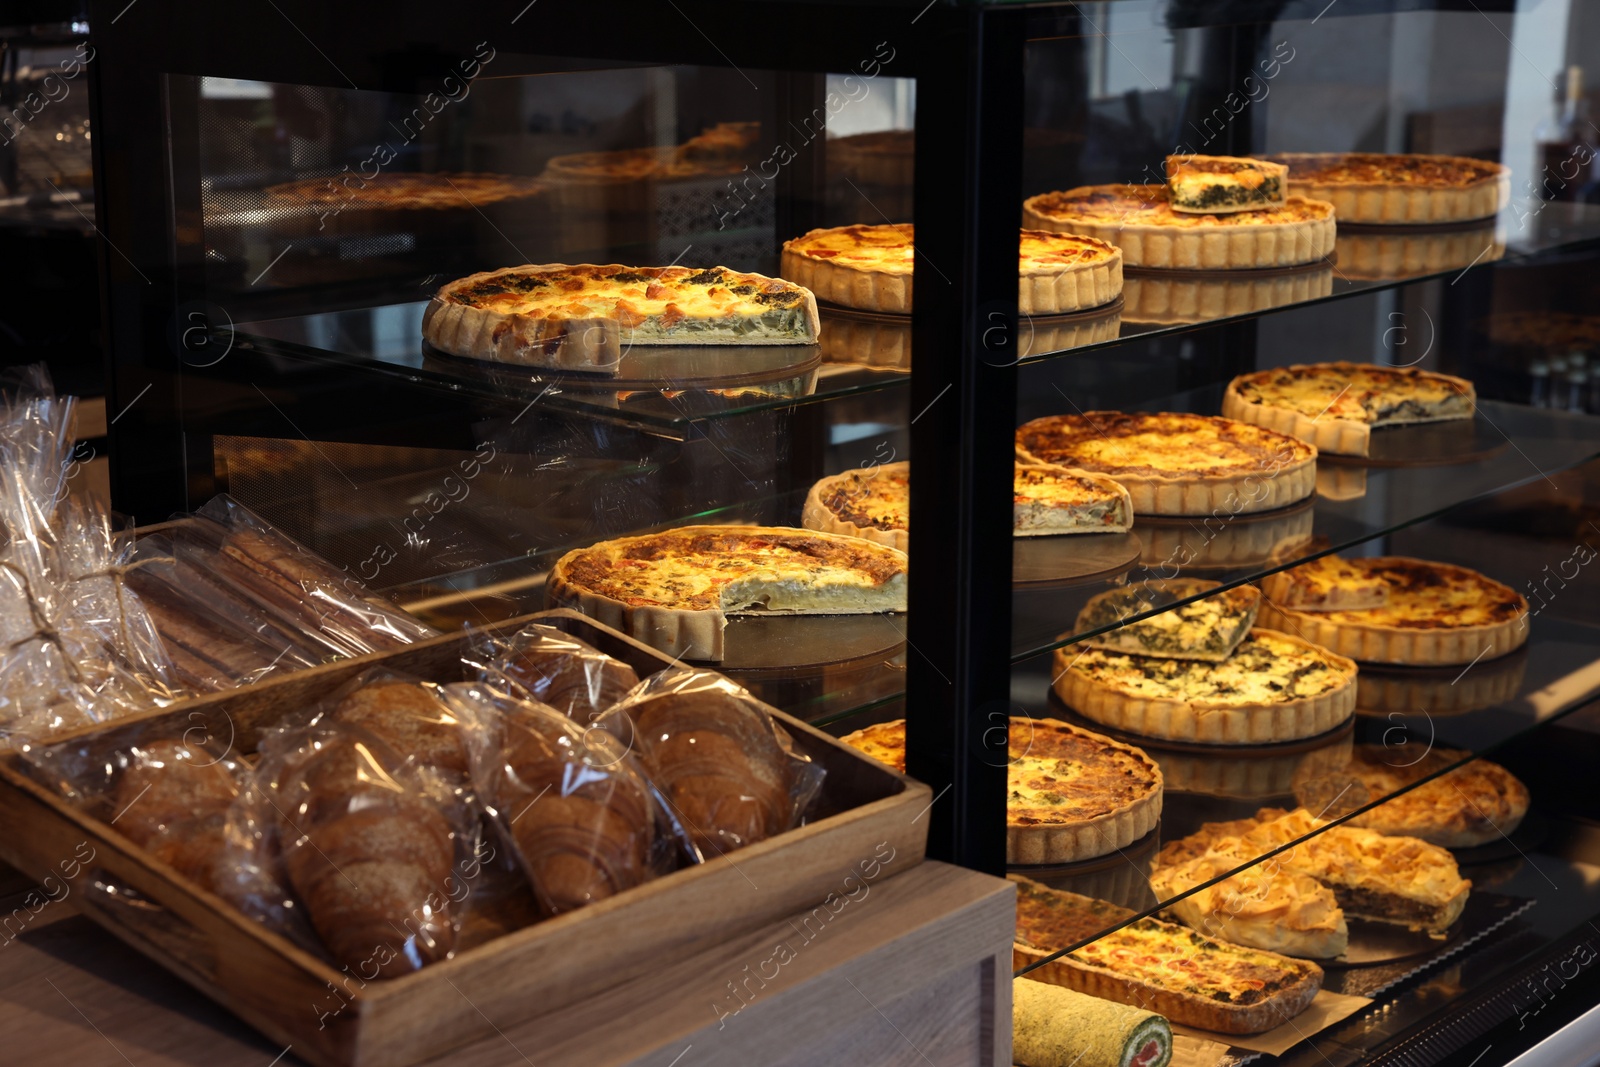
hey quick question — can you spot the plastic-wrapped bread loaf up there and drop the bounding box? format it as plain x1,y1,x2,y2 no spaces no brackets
111,739,242,892
490,623,640,721
1013,979,1172,1067
330,678,471,780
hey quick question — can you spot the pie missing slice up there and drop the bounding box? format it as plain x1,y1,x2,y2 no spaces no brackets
1074,579,1260,662
1166,154,1288,214
1259,552,1390,612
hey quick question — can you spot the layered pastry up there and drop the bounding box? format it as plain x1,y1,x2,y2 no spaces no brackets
1266,152,1510,224
1165,154,1288,214
1073,579,1260,662
1150,846,1350,958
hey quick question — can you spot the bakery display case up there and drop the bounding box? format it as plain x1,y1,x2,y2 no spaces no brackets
9,0,1595,1063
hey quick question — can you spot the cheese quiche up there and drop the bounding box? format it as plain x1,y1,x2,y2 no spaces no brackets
1259,552,1390,612
1259,556,1529,666
838,716,1163,864
546,525,906,662
1053,628,1358,744
801,460,1132,552
1293,745,1530,848
422,264,820,374
1011,877,1324,1034
1016,412,1317,517
1222,362,1476,457
1021,185,1336,270
1149,846,1350,959
780,225,1122,314
1074,579,1260,662
1165,154,1288,214
1266,152,1510,224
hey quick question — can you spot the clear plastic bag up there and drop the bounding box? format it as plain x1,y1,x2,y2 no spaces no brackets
467,622,641,722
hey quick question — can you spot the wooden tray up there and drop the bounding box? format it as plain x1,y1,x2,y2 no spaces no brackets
0,610,930,1067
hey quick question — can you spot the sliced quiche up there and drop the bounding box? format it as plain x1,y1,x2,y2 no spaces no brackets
1260,551,1391,612
1074,579,1260,662
1165,154,1288,214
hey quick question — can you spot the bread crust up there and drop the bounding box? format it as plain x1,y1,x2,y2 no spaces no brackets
1269,153,1510,224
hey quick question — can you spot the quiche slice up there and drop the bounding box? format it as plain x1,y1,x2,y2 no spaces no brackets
1052,628,1358,744
1011,877,1325,1034
545,525,906,662
1021,185,1336,270
1260,552,1390,612
1165,154,1288,214
800,460,1132,553
1015,411,1318,517
1074,579,1260,662
780,224,1122,315
422,263,820,374
838,717,1163,865
1266,152,1510,225
1222,362,1476,457
1149,846,1350,959
1259,557,1529,666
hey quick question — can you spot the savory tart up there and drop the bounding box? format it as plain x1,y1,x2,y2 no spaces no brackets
1258,556,1529,666
545,525,907,662
1222,362,1476,457
1015,411,1318,517
422,264,820,374
1292,745,1530,848
1149,847,1350,959
1053,628,1358,744
1154,808,1294,870
1073,579,1260,662
801,460,1132,552
1165,154,1288,214
1266,152,1510,225
264,171,546,212
780,225,1122,314
1259,552,1391,612
1012,877,1325,1034
1021,185,1336,269
838,717,1163,865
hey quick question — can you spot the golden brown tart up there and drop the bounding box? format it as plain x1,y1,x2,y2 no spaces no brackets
1266,152,1510,224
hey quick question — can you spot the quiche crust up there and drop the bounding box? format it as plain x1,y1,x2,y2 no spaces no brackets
1166,154,1289,215
1052,627,1358,744
1022,185,1336,269
1268,153,1511,225
1221,362,1477,458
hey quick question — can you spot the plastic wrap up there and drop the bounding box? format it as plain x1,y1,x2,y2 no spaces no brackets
469,622,641,721
612,667,826,860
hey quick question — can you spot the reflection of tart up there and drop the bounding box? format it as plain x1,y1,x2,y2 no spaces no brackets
1166,154,1288,214
1293,746,1530,848
801,460,1132,552
1335,224,1504,281
1022,185,1336,269
1151,848,1349,958
1222,362,1476,457
1355,650,1528,716
1479,310,1600,353
1012,877,1325,1034
1260,552,1390,611
1267,152,1510,224
265,171,546,212
1053,628,1358,744
780,225,1122,314
1121,265,1333,325
1137,503,1313,571
1016,411,1318,517
1156,729,1353,800
839,717,1163,864
1074,579,1260,662
1259,556,1529,666
828,129,914,186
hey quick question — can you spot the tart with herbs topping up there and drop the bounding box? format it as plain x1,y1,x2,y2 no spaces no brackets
1074,579,1260,662
1266,152,1510,224
1166,154,1288,214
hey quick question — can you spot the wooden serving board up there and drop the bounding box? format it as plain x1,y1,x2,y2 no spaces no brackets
0,610,930,1067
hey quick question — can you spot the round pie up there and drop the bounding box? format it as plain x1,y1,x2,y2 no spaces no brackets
838,716,1163,865
1266,152,1510,225
780,225,1122,314
1053,628,1359,744
1259,556,1529,666
265,171,546,213
1016,411,1318,517
1022,185,1336,270
1222,362,1476,457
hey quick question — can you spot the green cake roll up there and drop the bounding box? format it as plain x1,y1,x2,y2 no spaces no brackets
1013,978,1172,1067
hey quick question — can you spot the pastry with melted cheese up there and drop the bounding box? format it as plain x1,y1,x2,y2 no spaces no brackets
1075,579,1259,662
1053,628,1358,744
422,264,820,374
1150,846,1350,959
801,460,1132,552
546,525,906,662
1166,154,1287,214
1266,152,1510,224
838,717,1163,864
1260,552,1390,612
1022,185,1335,269
1259,556,1529,666
780,225,1122,314
1012,877,1325,1033
1016,411,1318,517
1222,362,1476,457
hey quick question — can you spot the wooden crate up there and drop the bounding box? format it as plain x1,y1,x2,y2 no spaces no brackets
0,610,931,1067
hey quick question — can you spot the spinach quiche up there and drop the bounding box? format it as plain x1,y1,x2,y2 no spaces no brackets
546,525,906,662
1012,877,1325,1034
1149,847,1350,959
1053,628,1358,744
1259,551,1391,612
780,224,1122,314
1222,362,1476,457
838,716,1163,865
1266,152,1510,224
801,460,1132,552
1259,556,1529,666
1016,411,1318,517
422,263,820,374
1021,185,1336,270
1074,579,1260,662
1165,154,1288,214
